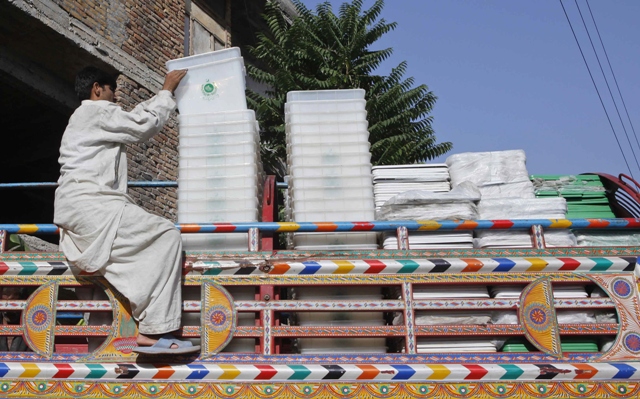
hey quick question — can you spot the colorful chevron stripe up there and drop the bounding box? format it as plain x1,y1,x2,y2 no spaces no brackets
263,257,636,275
3,218,640,235
0,362,636,381
2,257,633,276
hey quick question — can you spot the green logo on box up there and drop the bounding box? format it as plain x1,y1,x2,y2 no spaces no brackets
201,80,217,97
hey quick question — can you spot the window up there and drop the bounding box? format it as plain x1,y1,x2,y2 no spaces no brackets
188,1,230,55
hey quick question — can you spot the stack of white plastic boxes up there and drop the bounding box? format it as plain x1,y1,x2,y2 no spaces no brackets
285,89,384,354
284,89,377,250
166,47,263,251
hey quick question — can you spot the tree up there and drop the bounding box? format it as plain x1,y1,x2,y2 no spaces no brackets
248,0,452,176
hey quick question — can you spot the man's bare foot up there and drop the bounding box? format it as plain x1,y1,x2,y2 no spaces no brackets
137,333,178,348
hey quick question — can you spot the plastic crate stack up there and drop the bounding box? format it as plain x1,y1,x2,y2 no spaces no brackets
167,48,263,250
293,286,386,354
284,89,376,250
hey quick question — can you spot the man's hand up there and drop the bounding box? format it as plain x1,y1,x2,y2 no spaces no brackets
162,69,188,94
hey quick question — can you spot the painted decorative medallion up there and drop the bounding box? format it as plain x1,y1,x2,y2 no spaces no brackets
518,277,561,358
21,281,58,357
78,279,138,362
612,278,633,299
201,280,236,359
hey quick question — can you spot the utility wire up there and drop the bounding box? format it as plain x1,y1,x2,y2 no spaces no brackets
559,0,634,178
585,0,640,159
573,0,640,173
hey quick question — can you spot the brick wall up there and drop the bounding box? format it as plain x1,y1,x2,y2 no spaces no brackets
116,76,180,221
53,0,186,220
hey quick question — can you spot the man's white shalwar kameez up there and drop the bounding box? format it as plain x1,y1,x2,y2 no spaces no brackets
54,90,182,335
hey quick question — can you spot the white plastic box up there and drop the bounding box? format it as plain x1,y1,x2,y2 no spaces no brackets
179,110,256,125
289,164,372,178
296,286,382,299
286,89,365,102
180,121,257,135
287,131,369,146
290,185,374,202
182,233,250,251
293,232,379,250
287,142,370,158
170,57,247,114
178,186,258,201
177,208,259,223
297,312,384,326
288,152,372,167
286,121,369,135
178,163,259,180
285,99,366,114
179,141,258,154
291,197,375,213
297,338,387,354
178,198,259,212
285,110,367,124
166,47,242,70
292,209,375,222
289,175,373,189
179,153,259,168
178,176,260,190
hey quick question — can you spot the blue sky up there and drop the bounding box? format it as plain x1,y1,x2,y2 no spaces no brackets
300,0,640,178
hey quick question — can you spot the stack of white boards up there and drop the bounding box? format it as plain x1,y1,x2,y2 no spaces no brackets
412,281,498,353
374,166,476,249
294,286,386,354
285,89,376,250
167,48,263,250
417,338,498,353
372,164,451,211
490,285,588,299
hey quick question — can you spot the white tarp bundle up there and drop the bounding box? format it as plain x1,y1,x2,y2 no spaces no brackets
376,181,480,221
377,182,478,249
475,197,577,248
446,149,535,199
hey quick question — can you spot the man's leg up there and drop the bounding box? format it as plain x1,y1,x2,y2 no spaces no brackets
101,203,183,342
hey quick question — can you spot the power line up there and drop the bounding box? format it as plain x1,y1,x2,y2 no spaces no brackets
558,0,634,179
573,0,640,173
585,0,640,160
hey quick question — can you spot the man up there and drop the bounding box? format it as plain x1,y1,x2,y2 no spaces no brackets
54,66,197,354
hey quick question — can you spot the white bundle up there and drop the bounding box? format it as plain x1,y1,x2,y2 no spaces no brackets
414,311,492,326
475,197,575,248
475,230,577,248
376,182,480,220
477,198,568,219
574,230,640,247
492,310,596,324
479,181,535,199
446,150,530,188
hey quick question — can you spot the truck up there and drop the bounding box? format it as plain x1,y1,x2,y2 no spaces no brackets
0,172,639,399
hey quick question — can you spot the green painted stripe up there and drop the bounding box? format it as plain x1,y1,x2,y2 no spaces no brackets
589,258,613,271
288,365,311,380
202,263,223,276
85,364,107,379
397,260,420,273
18,262,37,275
499,364,524,380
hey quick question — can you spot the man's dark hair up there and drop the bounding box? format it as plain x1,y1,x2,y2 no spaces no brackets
75,66,118,101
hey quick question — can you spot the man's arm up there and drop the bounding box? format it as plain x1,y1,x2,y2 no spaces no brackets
99,70,187,143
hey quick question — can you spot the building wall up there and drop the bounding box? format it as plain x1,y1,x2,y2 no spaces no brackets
49,0,188,220
2,0,295,226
